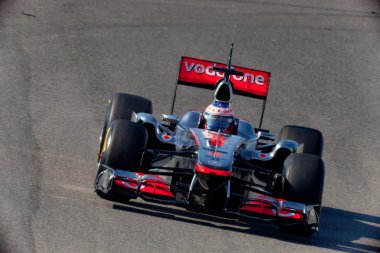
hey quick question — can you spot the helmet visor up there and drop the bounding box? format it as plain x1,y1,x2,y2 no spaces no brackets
204,113,234,132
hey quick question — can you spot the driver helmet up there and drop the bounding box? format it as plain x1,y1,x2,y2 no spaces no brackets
203,101,236,134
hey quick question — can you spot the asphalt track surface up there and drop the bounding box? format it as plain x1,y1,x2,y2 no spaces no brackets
1,0,379,252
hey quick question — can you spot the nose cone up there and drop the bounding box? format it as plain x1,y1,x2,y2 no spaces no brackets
214,81,233,102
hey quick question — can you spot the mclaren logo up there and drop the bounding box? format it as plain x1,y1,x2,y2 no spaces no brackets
184,62,266,86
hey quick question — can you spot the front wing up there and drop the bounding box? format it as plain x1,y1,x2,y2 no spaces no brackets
95,164,319,228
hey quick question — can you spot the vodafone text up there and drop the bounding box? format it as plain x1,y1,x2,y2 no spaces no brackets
184,62,265,86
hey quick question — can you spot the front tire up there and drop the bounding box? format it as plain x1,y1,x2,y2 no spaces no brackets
102,119,148,171
95,120,148,198
277,153,325,235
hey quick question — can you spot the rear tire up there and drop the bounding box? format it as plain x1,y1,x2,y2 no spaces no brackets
278,153,325,235
107,93,152,122
98,93,152,160
278,125,323,157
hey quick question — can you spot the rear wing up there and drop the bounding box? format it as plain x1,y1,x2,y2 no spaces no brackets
171,56,271,128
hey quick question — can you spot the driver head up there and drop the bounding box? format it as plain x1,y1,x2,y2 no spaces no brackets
202,101,237,134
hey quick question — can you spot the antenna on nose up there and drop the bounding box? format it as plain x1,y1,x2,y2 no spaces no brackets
226,25,237,77
213,25,243,83
213,25,243,102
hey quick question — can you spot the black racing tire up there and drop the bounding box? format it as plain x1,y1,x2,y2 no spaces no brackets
278,125,323,157
107,93,152,123
102,119,148,171
94,120,147,199
278,153,325,235
282,153,324,205
98,93,152,160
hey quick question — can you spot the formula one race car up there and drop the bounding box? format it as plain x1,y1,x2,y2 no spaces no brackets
94,42,325,235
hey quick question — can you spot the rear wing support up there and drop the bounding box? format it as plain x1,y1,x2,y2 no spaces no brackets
258,99,267,129
170,56,271,128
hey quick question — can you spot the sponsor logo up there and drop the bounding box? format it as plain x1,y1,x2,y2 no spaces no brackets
184,61,266,86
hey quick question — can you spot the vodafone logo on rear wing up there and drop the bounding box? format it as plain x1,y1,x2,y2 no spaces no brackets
177,57,270,99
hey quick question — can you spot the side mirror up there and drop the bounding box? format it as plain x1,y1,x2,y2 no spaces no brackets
257,131,275,141
161,114,181,124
